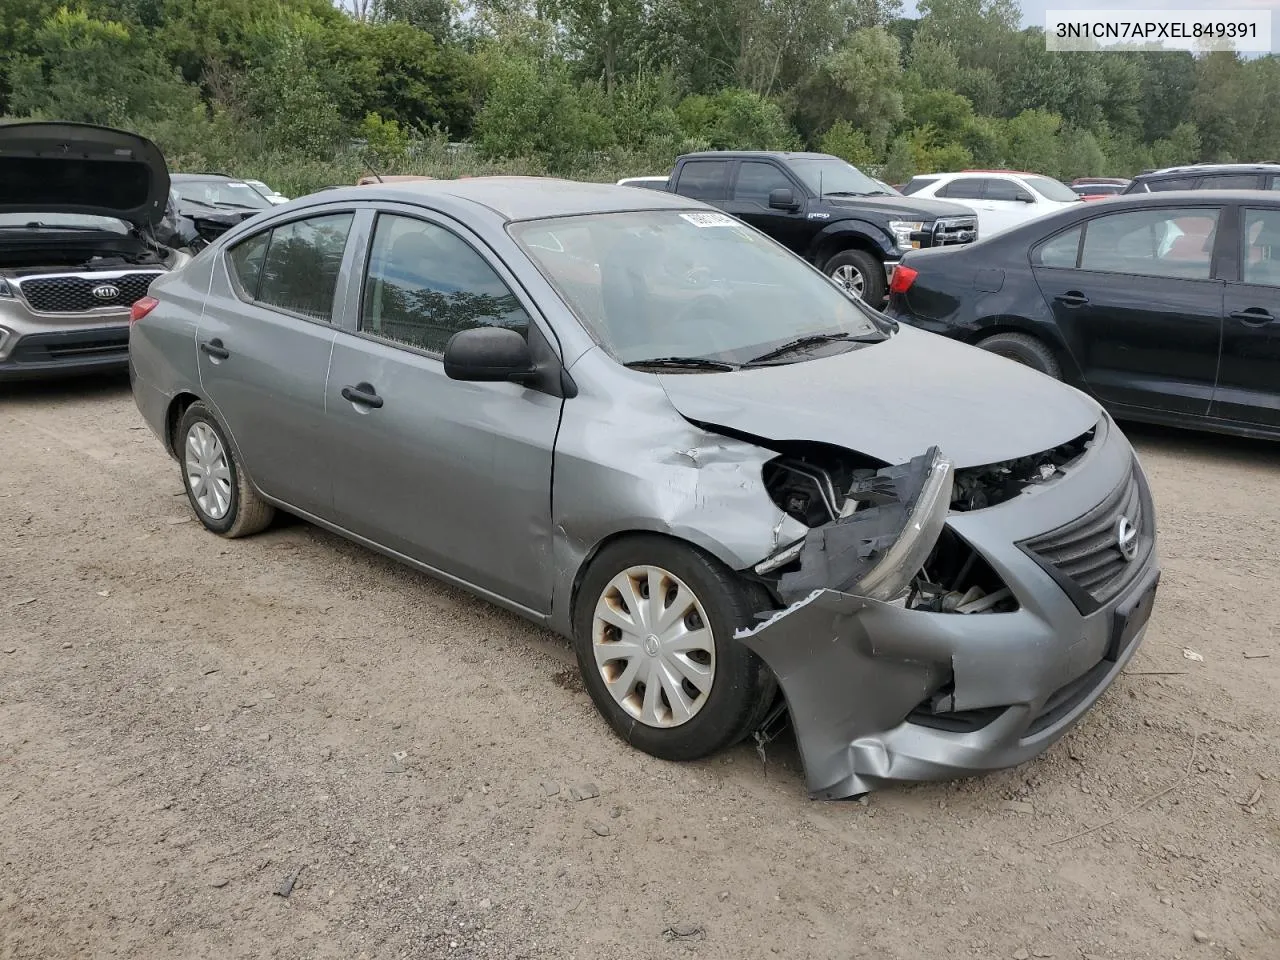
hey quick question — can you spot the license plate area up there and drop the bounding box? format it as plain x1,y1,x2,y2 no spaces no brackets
1107,572,1159,662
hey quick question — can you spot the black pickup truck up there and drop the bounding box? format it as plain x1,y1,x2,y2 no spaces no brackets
657,151,978,302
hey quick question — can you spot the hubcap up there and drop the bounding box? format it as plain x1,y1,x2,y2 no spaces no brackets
184,421,233,520
830,263,865,298
591,565,715,728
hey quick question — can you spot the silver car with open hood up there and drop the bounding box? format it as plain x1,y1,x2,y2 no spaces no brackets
128,177,1159,798
0,122,186,379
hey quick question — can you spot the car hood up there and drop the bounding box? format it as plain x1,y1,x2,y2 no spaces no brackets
655,326,1099,468
0,122,171,227
825,195,975,220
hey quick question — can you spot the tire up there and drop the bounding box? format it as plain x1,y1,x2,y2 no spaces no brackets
823,248,886,303
572,535,777,762
175,402,275,538
976,332,1062,379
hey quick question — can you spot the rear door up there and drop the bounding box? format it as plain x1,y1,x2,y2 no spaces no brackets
1212,204,1280,428
670,159,731,209
323,208,561,612
1031,205,1224,414
723,159,810,252
197,209,357,515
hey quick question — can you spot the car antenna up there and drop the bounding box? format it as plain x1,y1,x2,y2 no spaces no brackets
364,159,385,184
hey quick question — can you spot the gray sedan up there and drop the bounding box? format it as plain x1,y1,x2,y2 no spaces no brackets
129,178,1159,798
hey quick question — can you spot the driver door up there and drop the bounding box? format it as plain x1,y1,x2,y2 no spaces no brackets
723,160,810,253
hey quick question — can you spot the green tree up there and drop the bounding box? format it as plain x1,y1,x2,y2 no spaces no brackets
796,26,902,151
819,120,876,166
1001,109,1062,175
676,87,799,150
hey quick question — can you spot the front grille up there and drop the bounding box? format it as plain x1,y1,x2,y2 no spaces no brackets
1019,465,1149,612
931,217,978,247
17,272,162,314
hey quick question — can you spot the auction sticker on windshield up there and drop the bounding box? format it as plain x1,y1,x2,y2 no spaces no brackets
680,212,740,229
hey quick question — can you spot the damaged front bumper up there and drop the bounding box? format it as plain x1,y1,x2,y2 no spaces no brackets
738,421,1160,799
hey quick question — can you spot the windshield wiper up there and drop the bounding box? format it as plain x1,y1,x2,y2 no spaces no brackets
624,356,738,371
823,190,872,197
0,223,97,230
745,333,877,366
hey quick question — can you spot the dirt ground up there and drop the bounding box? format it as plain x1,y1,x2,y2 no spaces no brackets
1,375,1277,960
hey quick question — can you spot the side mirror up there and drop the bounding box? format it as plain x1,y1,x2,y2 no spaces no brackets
1017,194,1036,203
444,327,536,384
768,188,799,211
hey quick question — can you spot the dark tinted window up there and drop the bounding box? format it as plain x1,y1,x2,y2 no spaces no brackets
1037,226,1082,268
937,178,986,200
733,162,793,203
1080,208,1219,280
361,214,529,355
1204,174,1262,190
675,161,730,201
986,179,1033,202
1148,177,1197,192
901,177,939,196
227,232,269,298
1243,208,1280,286
256,213,353,321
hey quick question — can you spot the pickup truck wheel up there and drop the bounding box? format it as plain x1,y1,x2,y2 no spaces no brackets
976,332,1062,379
824,249,885,303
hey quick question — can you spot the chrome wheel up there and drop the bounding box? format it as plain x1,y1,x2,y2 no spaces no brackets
591,565,715,728
184,421,232,520
830,263,865,298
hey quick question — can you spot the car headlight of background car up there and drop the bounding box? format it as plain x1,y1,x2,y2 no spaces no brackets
889,220,926,252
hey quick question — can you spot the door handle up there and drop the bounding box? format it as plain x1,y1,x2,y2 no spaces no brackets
341,383,384,409
1229,307,1275,326
1055,292,1090,307
199,338,229,360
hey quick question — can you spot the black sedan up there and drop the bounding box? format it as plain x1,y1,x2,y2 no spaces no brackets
886,190,1280,441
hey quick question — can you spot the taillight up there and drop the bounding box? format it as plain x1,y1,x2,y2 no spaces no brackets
130,296,159,324
889,265,918,295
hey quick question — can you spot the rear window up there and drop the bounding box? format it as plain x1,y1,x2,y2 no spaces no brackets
1203,174,1262,190
1148,177,1197,192
674,161,730,202
901,177,939,196
251,213,354,321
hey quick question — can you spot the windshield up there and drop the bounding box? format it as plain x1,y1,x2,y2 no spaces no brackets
173,179,272,210
1025,175,1080,202
790,158,886,196
511,210,884,367
0,212,128,233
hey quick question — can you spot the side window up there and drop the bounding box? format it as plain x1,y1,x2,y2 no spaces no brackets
256,213,354,321
1148,177,1197,192
227,231,269,299
986,179,1032,202
1036,226,1082,268
1243,208,1280,286
1267,176,1280,191
937,178,986,200
360,214,530,355
733,162,793,204
1080,208,1219,280
1206,174,1261,190
675,161,730,202
901,177,938,196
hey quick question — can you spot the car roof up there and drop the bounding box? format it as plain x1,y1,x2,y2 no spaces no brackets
1137,163,1280,178
678,151,834,161
171,173,236,182
310,176,701,222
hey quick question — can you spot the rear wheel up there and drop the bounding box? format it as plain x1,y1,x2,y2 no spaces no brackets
823,249,886,303
572,536,776,762
976,332,1062,379
176,403,275,538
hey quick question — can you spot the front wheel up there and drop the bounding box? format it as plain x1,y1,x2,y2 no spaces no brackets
823,248,886,303
572,536,776,762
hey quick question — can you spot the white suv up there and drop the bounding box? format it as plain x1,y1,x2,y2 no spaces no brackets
902,171,1081,238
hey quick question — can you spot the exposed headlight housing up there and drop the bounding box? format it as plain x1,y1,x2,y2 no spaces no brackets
0,278,13,298
888,220,925,252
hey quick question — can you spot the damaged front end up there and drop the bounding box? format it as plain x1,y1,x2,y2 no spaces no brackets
735,428,1155,800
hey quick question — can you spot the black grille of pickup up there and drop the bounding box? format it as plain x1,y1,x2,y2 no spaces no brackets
17,272,163,314
1019,466,1149,612
931,218,978,246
